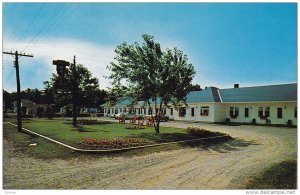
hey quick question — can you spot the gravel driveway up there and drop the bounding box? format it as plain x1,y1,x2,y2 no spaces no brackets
3,121,297,189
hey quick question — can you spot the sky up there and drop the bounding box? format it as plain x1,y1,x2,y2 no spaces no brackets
2,3,297,92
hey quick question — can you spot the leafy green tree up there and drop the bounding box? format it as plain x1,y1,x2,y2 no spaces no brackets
189,84,202,91
20,88,43,104
42,81,55,105
45,64,100,126
3,90,11,112
107,34,195,133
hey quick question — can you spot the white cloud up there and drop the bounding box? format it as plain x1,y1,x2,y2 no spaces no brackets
3,38,116,92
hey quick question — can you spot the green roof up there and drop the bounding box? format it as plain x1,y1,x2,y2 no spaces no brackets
220,83,297,102
104,83,297,107
186,87,221,103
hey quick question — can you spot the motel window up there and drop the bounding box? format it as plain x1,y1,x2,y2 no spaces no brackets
179,107,186,117
265,107,270,117
163,108,166,115
120,108,122,113
294,106,297,118
144,108,146,115
229,107,239,118
245,107,249,118
138,108,141,114
115,109,118,114
170,108,173,115
191,107,195,117
111,108,114,114
277,107,283,118
123,108,127,113
258,106,270,118
200,106,209,116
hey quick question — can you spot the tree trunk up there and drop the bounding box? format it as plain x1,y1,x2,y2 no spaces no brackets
154,111,161,133
155,121,160,133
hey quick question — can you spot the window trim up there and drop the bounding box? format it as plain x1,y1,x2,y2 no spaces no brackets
245,107,249,118
277,107,283,119
258,106,270,119
229,106,239,118
179,107,186,117
200,106,209,116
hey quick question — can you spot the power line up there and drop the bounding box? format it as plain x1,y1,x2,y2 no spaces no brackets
12,4,46,46
20,4,70,53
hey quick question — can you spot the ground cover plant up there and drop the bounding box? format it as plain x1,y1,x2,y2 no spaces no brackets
15,118,229,150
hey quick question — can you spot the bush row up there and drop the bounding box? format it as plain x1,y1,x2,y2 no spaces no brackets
186,126,224,137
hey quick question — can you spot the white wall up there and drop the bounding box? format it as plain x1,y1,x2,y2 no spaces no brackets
105,101,297,126
223,102,297,125
171,103,215,122
213,103,226,122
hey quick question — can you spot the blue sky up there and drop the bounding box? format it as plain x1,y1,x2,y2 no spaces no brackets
3,3,297,92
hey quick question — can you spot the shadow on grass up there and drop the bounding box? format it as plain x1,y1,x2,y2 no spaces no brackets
245,160,297,189
69,126,111,133
64,121,113,125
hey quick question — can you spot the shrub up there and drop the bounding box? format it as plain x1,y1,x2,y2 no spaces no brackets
77,113,91,117
287,120,293,127
36,107,44,118
186,127,218,137
21,106,27,116
225,118,230,125
45,104,55,119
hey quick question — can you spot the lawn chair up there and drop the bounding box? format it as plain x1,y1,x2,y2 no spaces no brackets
147,116,154,126
119,115,126,124
130,115,137,125
138,118,145,126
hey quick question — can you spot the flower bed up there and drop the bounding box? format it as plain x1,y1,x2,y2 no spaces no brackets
80,137,153,149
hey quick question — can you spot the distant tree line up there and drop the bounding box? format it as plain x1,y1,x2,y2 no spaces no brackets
3,64,108,115
3,87,107,112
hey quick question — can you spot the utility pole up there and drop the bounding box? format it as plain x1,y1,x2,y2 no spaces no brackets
3,51,33,131
72,55,78,127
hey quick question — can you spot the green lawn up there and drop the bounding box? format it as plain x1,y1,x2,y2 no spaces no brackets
20,118,203,148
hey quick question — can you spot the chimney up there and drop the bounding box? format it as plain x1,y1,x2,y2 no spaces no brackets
234,83,239,88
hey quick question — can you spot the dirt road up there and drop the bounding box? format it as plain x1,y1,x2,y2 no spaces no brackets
3,122,297,189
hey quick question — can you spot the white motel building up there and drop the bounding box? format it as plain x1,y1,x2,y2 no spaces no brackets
103,83,297,126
